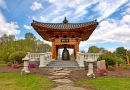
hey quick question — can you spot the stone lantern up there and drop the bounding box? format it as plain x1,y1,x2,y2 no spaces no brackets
86,57,95,78
21,55,30,74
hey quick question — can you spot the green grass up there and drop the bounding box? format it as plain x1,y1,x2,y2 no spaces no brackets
0,73,57,90
76,78,130,90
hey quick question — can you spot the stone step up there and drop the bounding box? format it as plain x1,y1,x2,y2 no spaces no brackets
48,76,68,80
51,85,87,90
48,60,78,66
39,60,85,70
53,79,74,85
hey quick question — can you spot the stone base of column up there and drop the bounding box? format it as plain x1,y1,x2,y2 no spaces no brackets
39,65,46,68
79,65,85,67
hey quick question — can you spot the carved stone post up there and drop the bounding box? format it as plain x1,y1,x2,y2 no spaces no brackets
79,53,85,67
48,52,52,64
39,53,46,68
21,55,30,74
76,52,80,65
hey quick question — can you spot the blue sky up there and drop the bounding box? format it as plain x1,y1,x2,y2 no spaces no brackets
0,0,130,52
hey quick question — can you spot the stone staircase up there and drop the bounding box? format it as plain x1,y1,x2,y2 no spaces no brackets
41,60,83,70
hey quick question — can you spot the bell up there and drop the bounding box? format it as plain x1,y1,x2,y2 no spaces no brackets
62,47,70,60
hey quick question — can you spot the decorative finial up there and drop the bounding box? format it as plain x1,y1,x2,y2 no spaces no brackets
63,17,68,24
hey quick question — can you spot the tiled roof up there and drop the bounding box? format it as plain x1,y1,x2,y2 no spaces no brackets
31,19,98,30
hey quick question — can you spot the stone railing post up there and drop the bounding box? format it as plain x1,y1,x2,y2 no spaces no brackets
79,54,84,67
39,53,46,67
47,52,52,64
45,53,48,65
79,53,85,67
21,55,30,74
76,52,79,64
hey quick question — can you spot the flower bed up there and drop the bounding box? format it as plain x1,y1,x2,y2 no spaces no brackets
97,68,108,76
12,64,19,68
28,63,36,68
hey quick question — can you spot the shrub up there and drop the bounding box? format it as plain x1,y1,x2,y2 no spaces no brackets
98,68,108,76
0,52,11,63
97,52,116,67
28,63,36,68
9,51,26,64
6,62,13,67
116,57,126,66
12,64,19,68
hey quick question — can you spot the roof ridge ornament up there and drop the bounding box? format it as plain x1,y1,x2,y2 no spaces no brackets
63,17,68,24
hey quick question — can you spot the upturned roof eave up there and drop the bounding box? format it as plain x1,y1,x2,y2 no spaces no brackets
31,19,98,30
31,23,98,32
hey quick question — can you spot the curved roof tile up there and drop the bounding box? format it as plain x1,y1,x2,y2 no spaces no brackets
32,20,98,30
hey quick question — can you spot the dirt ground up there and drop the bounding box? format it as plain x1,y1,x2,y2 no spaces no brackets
0,65,130,82
0,65,130,90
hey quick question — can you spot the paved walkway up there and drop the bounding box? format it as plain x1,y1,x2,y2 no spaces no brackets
47,68,87,90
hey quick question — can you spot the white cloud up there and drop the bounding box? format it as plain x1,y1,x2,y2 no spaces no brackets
79,13,130,48
33,0,128,23
48,0,97,8
121,15,130,24
40,16,48,22
32,16,36,20
34,0,98,23
30,1,43,11
0,0,7,9
0,12,20,36
0,11,5,22
23,25,32,29
93,0,128,21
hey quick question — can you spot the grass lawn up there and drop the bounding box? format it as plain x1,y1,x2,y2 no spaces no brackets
76,77,130,90
0,73,57,90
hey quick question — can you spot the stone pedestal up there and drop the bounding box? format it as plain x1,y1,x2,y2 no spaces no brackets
21,55,30,74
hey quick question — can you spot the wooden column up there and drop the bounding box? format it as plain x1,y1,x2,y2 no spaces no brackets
74,37,80,59
51,38,55,60
52,42,54,60
55,46,58,60
74,43,78,59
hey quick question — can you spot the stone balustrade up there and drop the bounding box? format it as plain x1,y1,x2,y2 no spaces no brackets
84,53,102,61
27,52,40,61
39,52,52,67
76,52,102,78
76,52,102,67
22,52,52,70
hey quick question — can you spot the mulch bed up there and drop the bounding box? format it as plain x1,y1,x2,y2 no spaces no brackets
69,66,130,82
0,65,130,82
